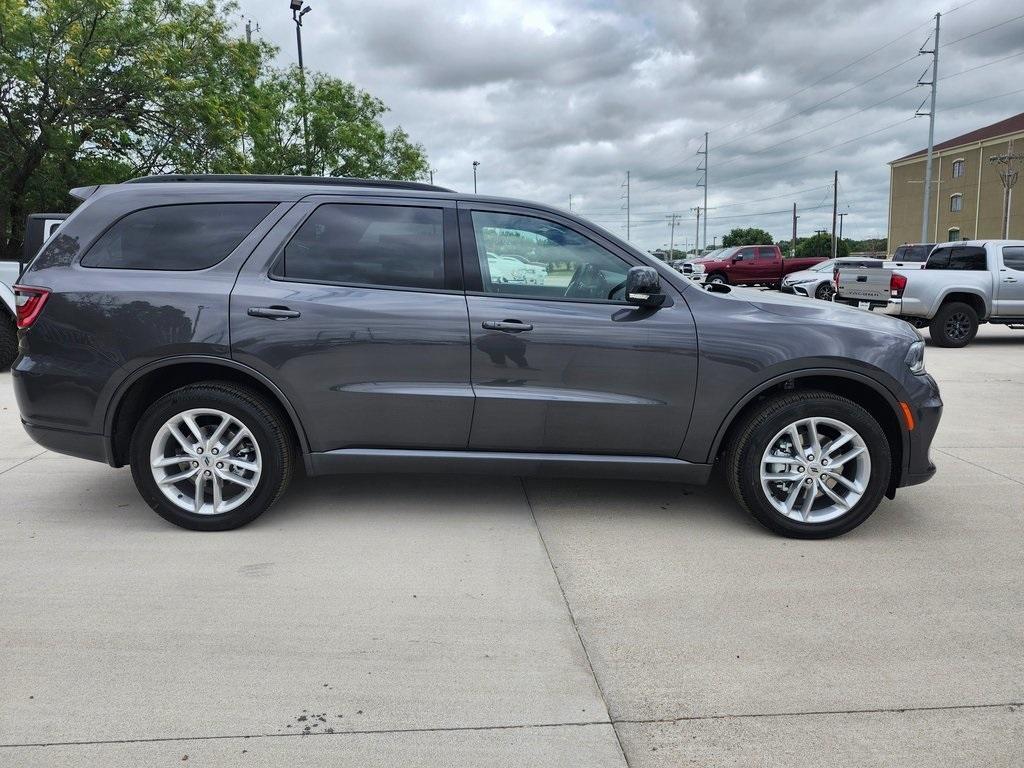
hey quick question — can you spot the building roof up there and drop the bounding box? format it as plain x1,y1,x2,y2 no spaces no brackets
892,111,1024,163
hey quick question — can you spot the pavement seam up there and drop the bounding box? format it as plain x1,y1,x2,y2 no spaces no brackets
3,702,1019,750
933,447,1024,487
0,449,47,477
520,477,632,768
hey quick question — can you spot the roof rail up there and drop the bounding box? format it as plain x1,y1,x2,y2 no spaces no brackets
124,174,455,193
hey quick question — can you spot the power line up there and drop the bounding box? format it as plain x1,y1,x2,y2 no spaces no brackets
944,11,1024,46
939,48,1024,81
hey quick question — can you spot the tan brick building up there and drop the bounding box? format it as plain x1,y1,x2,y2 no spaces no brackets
888,112,1024,249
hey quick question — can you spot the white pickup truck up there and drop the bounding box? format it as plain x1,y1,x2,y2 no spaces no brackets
835,240,1024,348
1,214,68,369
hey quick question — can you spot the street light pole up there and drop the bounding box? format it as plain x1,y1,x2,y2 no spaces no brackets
472,161,480,193
290,0,312,175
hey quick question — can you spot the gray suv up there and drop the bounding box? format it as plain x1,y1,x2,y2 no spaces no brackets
11,175,942,538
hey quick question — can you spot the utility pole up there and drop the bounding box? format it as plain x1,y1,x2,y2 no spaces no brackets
290,0,312,175
697,132,709,250
918,13,940,243
243,16,259,43
429,168,436,185
568,193,573,213
831,171,839,258
838,212,848,241
989,139,1023,238
621,171,631,240
690,207,701,255
792,203,799,259
666,213,682,258
472,161,480,193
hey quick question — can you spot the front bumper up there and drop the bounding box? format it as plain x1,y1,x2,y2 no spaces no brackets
898,374,942,488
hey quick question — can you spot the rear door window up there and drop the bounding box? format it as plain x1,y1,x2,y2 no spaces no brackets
926,246,987,270
1002,246,1024,272
273,203,445,290
82,203,274,270
757,246,777,260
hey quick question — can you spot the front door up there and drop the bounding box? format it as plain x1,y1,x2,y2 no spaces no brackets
995,245,1024,316
230,197,473,453
729,246,760,284
460,204,698,457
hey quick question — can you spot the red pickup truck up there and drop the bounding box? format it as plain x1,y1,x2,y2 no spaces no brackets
687,245,828,289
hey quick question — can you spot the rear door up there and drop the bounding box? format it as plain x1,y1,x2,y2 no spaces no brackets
757,246,781,283
995,245,1024,316
459,203,698,457
230,196,474,453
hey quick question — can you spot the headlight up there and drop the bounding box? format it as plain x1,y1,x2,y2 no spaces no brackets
692,263,705,273
905,340,926,375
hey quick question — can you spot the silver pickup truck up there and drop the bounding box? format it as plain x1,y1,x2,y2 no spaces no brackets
835,240,1024,348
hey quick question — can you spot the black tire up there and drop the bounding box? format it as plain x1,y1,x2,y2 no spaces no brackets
815,281,836,301
706,273,728,285
0,315,17,371
725,390,892,539
129,382,294,531
929,301,978,348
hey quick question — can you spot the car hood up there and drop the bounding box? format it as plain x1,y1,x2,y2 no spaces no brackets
736,287,919,341
782,268,821,284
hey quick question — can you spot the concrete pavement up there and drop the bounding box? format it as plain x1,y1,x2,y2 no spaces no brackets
1,325,1022,766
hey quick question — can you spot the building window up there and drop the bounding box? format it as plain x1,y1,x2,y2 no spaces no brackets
950,194,963,213
951,159,965,178
948,228,961,242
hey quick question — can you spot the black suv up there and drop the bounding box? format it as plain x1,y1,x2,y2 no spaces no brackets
12,175,942,537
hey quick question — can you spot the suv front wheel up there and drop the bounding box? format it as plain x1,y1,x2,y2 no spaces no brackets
129,382,294,531
725,390,891,538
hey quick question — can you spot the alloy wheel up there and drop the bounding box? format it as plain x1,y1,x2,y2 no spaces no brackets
149,408,262,515
759,417,871,524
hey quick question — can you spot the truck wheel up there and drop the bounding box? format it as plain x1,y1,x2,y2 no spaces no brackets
815,282,835,301
929,302,978,348
129,382,294,531
0,314,17,371
725,390,891,539
706,273,728,285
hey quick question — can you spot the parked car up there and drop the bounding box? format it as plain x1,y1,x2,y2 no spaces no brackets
12,175,941,538
688,245,827,288
485,252,547,285
835,240,1024,347
1,213,67,370
781,257,885,301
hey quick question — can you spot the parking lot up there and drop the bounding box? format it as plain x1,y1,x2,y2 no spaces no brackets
1,326,1021,767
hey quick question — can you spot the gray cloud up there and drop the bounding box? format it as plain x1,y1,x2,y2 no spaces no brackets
241,0,1024,249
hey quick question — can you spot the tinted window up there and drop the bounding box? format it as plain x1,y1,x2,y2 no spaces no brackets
893,245,933,262
1002,246,1024,272
275,204,445,290
926,246,987,271
471,211,629,301
757,246,777,260
82,203,274,270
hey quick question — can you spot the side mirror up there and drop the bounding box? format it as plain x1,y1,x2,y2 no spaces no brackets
625,266,666,308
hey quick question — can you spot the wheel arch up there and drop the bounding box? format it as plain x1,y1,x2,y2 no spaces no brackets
936,291,987,321
104,356,309,467
710,369,907,492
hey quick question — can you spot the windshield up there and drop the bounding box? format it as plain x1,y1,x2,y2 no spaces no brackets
706,248,737,261
812,259,836,272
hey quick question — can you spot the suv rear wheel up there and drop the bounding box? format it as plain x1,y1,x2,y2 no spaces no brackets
129,382,294,531
929,301,978,348
725,390,891,538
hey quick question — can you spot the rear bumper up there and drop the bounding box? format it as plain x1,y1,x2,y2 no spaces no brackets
836,297,903,315
20,420,109,464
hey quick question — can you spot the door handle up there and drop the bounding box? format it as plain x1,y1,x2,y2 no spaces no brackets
248,306,301,319
482,319,533,333
1004,277,1018,283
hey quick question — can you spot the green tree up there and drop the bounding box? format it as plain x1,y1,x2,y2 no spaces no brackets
0,0,430,258
796,232,849,259
721,227,774,247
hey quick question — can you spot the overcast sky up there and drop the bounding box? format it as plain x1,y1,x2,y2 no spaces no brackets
239,0,1024,250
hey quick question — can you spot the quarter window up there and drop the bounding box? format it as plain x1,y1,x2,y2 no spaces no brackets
81,203,275,270
951,159,965,178
274,204,445,290
470,211,630,301
1003,246,1024,272
950,194,963,213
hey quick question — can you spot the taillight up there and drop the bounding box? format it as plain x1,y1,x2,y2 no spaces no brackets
889,273,908,299
13,285,51,329
833,268,840,290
